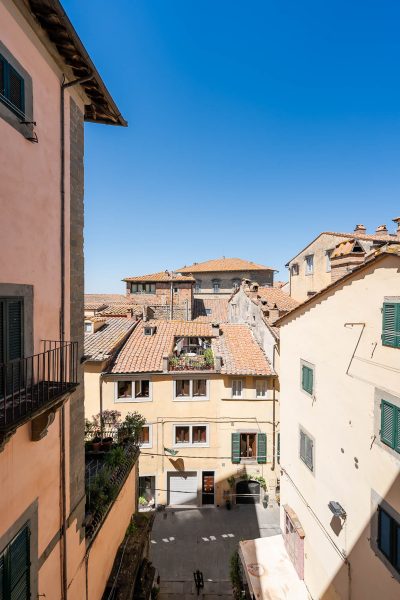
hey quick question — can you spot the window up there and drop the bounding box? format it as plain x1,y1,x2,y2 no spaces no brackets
291,263,299,276
299,428,314,472
0,524,30,599
301,363,314,395
0,297,24,395
212,280,221,293
205,308,212,316
130,283,156,294
135,380,150,398
305,255,314,275
232,279,241,290
380,400,400,453
326,249,333,272
0,53,25,118
139,424,152,448
174,379,208,400
117,381,132,399
256,380,267,398
174,424,208,446
195,280,202,293
231,432,267,464
378,506,400,573
232,379,243,398
84,322,93,333
382,302,400,348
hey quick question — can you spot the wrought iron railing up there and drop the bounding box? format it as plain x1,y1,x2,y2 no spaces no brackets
0,341,78,429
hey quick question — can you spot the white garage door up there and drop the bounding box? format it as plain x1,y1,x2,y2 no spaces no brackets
168,472,198,506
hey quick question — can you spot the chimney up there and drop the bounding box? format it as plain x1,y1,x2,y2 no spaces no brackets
376,224,388,235
162,355,169,372
126,308,134,319
212,323,220,337
393,217,400,237
269,305,280,323
214,355,222,372
142,305,148,322
354,224,366,233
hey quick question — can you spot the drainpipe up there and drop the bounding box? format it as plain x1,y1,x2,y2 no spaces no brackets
59,72,93,600
170,274,174,320
271,342,277,472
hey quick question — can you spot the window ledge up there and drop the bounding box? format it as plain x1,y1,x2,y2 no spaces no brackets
115,397,152,403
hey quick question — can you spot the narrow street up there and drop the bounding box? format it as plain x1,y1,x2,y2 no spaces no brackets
150,504,280,599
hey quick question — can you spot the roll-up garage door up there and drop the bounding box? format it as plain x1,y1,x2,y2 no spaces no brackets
167,472,198,506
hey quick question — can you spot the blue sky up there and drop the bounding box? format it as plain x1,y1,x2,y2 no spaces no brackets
63,0,400,293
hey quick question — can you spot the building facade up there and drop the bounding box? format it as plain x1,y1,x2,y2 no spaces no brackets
286,221,400,302
0,1,138,598
85,320,280,508
178,257,275,297
277,247,400,599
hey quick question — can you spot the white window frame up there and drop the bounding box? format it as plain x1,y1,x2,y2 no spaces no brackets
173,379,209,401
231,379,244,398
84,322,93,333
173,423,209,447
212,280,221,293
305,255,314,275
114,379,153,403
139,423,153,448
326,249,333,272
256,379,267,398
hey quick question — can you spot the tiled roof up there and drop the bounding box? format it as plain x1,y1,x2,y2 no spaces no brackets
84,302,108,311
111,320,273,376
213,324,274,376
111,320,214,373
98,304,143,317
84,318,137,361
192,298,229,323
85,293,127,304
123,271,195,282
330,239,365,258
178,257,274,273
85,316,107,324
249,287,300,312
273,281,287,289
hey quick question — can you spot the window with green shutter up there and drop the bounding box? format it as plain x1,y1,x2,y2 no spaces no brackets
0,53,25,118
257,433,267,464
301,364,314,395
378,506,400,574
0,298,24,397
0,524,30,599
382,302,400,348
231,433,241,464
381,400,400,453
299,428,314,472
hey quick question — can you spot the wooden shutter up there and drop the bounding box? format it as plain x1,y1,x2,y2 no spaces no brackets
9,526,30,599
231,433,241,464
0,56,4,97
395,409,400,454
0,552,3,600
305,437,314,471
382,303,399,348
300,430,306,462
302,366,313,394
381,401,396,448
7,300,23,394
257,433,267,464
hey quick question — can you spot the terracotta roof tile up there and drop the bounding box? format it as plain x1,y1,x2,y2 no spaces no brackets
84,302,108,311
85,293,127,304
123,271,195,282
248,287,300,313
212,324,273,376
98,304,143,317
84,318,137,361
178,257,274,273
192,298,229,323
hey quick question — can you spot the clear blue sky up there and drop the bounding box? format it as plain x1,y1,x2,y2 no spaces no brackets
63,0,400,293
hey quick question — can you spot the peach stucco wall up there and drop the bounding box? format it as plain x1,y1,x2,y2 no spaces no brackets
87,464,138,600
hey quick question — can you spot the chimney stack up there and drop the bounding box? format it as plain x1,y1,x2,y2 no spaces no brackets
212,323,220,337
354,224,367,234
393,217,400,237
376,224,388,235
269,305,280,323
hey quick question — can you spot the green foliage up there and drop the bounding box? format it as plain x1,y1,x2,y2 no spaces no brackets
229,551,242,599
126,517,137,536
106,446,125,468
203,348,214,366
151,587,160,599
138,496,148,506
227,476,235,489
123,411,146,438
169,355,179,367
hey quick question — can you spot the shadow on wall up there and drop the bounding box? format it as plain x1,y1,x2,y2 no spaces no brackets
320,471,400,600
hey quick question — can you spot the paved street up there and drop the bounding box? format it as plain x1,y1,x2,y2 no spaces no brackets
150,503,280,599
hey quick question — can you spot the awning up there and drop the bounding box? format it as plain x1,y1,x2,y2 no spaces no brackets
239,535,310,600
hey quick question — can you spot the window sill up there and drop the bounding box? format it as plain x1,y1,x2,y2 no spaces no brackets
115,397,152,403
173,443,209,449
173,396,209,401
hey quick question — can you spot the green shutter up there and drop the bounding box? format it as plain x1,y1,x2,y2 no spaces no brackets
0,525,30,600
305,437,314,471
395,409,400,454
231,433,241,464
301,366,307,391
382,303,400,348
257,433,267,464
0,553,3,600
300,430,306,462
381,401,396,448
302,365,313,394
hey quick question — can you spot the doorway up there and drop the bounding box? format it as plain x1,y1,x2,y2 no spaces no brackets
202,471,215,505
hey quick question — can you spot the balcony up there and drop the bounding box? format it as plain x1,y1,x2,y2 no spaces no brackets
0,341,78,445
168,349,214,372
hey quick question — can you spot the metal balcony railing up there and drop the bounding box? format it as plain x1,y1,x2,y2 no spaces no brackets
0,341,78,429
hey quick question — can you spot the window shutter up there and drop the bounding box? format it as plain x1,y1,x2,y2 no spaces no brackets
231,433,241,464
302,366,313,394
7,301,23,361
305,437,313,471
0,300,4,364
0,552,3,600
257,433,267,464
382,303,399,348
381,401,396,448
308,368,313,394
9,526,30,599
395,408,400,454
0,56,5,97
300,430,306,462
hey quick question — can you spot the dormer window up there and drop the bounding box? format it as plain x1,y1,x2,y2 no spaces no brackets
144,326,156,336
84,322,93,333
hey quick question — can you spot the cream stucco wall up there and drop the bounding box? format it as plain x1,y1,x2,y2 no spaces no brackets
279,256,400,600
85,370,279,506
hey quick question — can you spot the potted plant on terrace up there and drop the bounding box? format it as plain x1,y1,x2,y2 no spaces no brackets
120,411,146,444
